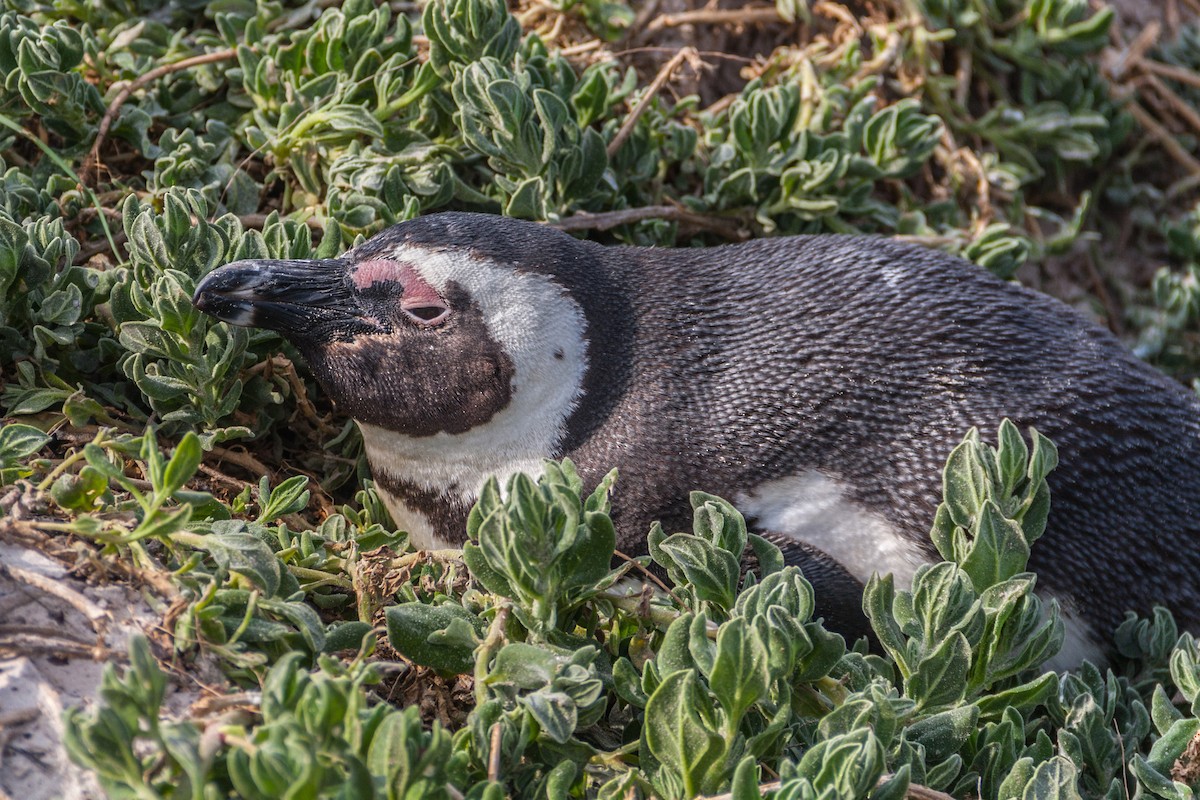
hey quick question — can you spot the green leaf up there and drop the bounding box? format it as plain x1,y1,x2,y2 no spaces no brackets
463,541,516,599
874,765,912,800
644,670,726,798
747,533,785,576
690,491,748,556
613,657,648,708
523,690,577,744
1027,429,1059,490
490,642,560,690
908,631,970,711
38,283,82,325
0,423,49,460
62,392,108,427
258,475,310,522
50,465,108,512
3,387,71,414
972,671,1058,718
905,705,979,762
942,430,988,530
998,758,1038,800
710,617,770,731
191,530,282,596
657,613,698,678
259,597,325,654
656,534,739,611
1145,717,1200,783
795,728,885,797
1171,635,1200,711
864,573,910,677
996,419,1028,494
130,504,193,541
322,622,373,654
161,432,202,497
960,501,1030,591
1021,756,1083,800
730,756,763,800
385,602,484,675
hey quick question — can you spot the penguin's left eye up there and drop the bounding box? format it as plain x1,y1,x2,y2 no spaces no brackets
402,303,450,327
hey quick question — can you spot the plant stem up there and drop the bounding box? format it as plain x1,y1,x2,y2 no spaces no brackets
474,601,512,707
36,447,92,492
288,565,354,590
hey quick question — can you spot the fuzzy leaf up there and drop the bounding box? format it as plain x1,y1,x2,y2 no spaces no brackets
386,602,484,675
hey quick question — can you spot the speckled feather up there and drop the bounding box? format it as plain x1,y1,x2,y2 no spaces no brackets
370,215,1200,642
194,212,1200,651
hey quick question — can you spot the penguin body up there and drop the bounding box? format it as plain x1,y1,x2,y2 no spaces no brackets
194,212,1200,662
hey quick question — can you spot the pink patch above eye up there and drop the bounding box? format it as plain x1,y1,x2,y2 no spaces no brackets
353,259,449,327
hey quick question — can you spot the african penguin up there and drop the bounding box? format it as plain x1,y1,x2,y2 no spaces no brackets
193,211,1200,664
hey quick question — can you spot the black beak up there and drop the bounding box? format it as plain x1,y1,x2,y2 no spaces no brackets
193,259,376,340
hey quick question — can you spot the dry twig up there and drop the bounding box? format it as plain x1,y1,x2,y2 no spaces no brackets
247,356,334,435
0,632,105,660
73,230,127,265
559,40,604,57
196,462,255,492
607,47,699,159
552,204,747,240
488,721,503,783
209,445,274,479
83,49,240,186
1126,101,1200,179
860,29,903,78
0,709,39,730
1140,73,1200,137
643,6,783,35
1103,22,1161,81
1142,58,1200,91
613,548,686,606
1,562,108,634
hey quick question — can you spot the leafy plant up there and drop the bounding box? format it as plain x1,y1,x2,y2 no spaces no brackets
4,0,1200,796
453,56,610,219
0,420,48,483
64,635,461,800
59,423,1200,798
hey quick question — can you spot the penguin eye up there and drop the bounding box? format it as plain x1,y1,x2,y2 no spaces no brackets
402,303,450,327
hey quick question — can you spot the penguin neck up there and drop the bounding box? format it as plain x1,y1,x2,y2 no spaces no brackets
354,244,626,547
360,422,553,549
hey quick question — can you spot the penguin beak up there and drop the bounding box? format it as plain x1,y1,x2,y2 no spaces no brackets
193,259,374,339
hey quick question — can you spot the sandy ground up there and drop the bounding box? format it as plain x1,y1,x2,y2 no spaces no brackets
0,541,167,800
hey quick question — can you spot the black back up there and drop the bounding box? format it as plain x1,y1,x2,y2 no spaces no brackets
559,232,1200,638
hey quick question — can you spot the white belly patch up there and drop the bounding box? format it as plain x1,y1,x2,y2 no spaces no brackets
736,471,1103,668
736,472,929,588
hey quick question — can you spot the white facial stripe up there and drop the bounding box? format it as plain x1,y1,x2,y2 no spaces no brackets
737,472,929,588
358,243,589,505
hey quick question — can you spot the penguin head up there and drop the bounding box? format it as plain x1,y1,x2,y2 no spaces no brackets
192,213,592,444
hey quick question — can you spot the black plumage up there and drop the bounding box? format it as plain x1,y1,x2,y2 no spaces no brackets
195,212,1200,653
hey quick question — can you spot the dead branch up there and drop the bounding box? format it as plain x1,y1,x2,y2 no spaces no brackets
552,204,748,240
83,49,240,186
607,47,700,159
